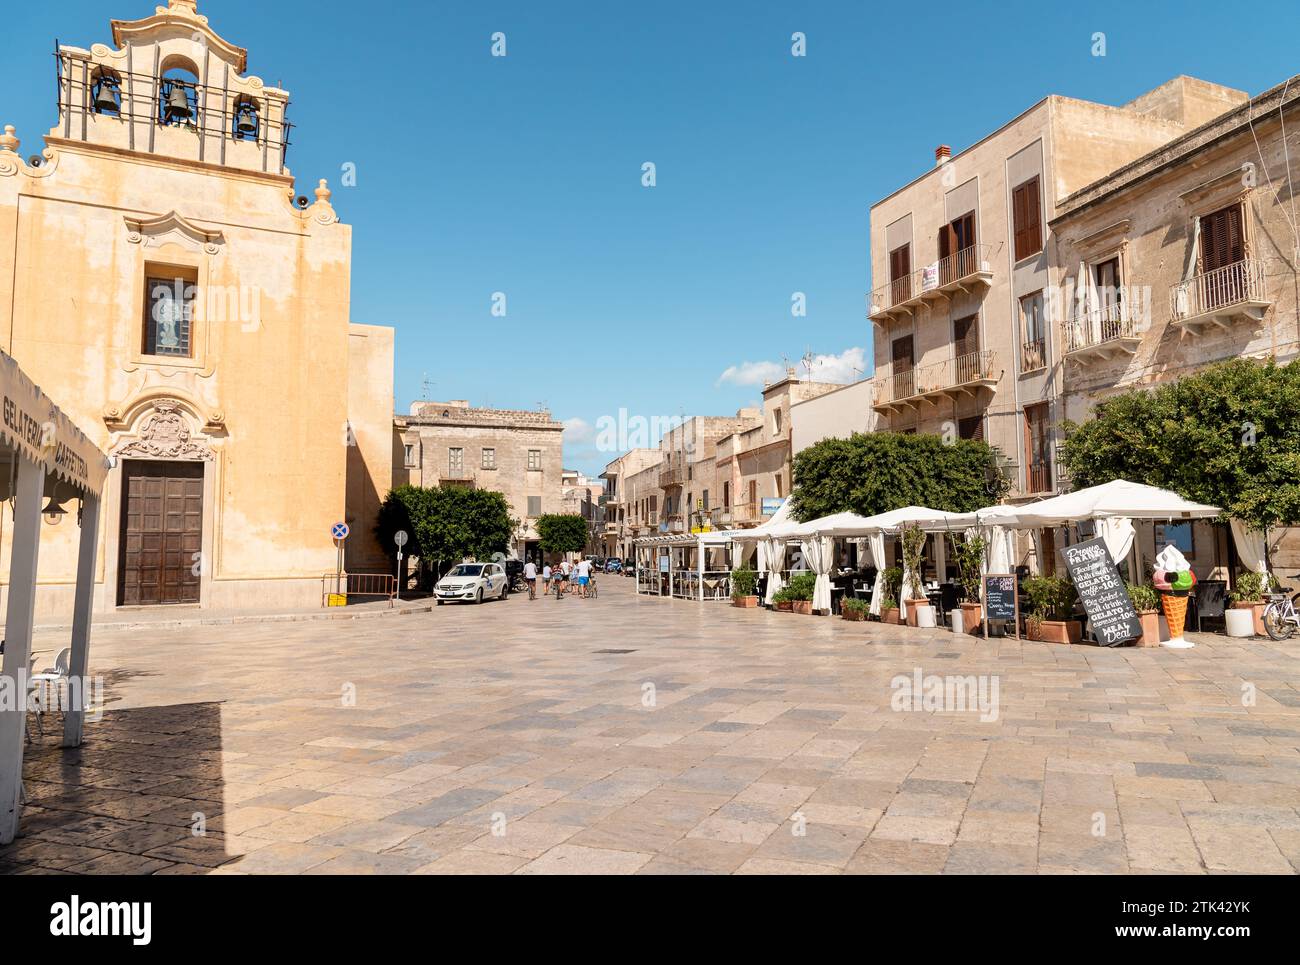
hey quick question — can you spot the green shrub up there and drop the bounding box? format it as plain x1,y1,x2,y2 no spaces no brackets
786,572,816,602
730,567,758,599
841,597,870,615
1022,576,1078,621
879,594,899,611
882,566,903,599
1126,581,1160,613
1230,571,1265,604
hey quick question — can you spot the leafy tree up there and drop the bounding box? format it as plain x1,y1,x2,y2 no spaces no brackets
1061,358,1300,531
535,513,590,556
375,486,517,570
790,432,1005,521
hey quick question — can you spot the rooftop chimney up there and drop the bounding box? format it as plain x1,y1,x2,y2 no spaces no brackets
935,144,951,166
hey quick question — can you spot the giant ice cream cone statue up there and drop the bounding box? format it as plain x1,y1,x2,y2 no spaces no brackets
1153,544,1197,649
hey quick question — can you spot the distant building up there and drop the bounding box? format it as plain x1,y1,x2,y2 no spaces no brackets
394,401,564,560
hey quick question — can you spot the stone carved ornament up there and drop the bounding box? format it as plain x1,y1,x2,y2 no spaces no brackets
115,399,214,460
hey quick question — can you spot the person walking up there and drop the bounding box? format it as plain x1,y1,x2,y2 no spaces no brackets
575,556,591,598
523,558,537,599
558,558,571,599
541,562,552,598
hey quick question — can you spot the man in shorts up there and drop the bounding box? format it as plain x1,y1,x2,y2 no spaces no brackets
523,558,538,599
575,557,592,598
541,562,552,597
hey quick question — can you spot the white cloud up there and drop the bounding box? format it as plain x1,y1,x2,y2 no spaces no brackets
716,347,867,388
562,416,595,443
715,359,786,387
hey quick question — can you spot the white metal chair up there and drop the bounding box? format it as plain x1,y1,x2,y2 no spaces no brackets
28,647,71,738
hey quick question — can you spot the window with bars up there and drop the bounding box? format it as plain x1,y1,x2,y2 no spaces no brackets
144,268,196,357
1012,176,1042,261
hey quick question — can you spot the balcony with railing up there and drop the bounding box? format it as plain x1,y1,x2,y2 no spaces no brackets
1019,338,1047,373
1025,459,1053,495
659,466,685,489
1062,305,1141,363
872,349,1001,414
438,470,476,488
1169,258,1269,332
867,244,994,323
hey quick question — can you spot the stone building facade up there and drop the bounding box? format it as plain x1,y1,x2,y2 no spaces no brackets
394,401,564,561
1051,74,1300,571
867,75,1248,509
713,378,837,527
600,448,660,560
0,0,394,615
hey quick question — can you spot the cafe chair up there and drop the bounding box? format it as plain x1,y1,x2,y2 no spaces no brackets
29,647,71,738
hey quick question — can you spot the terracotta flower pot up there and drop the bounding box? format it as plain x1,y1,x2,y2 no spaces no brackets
1036,619,1082,645
882,607,901,625
842,609,866,622
793,600,813,615
1136,610,1162,647
1232,600,1266,636
775,600,793,612
732,596,759,608
959,602,983,636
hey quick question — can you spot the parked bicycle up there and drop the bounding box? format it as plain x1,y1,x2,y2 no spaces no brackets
1263,575,1300,641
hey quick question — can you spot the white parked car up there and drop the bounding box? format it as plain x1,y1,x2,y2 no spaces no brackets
435,562,508,604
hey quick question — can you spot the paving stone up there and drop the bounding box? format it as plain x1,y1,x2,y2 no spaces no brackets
9,578,1300,875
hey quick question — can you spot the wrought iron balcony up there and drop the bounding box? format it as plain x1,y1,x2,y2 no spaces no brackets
1020,338,1047,373
872,349,1001,413
659,467,685,488
1062,306,1141,363
868,244,994,323
1169,258,1269,332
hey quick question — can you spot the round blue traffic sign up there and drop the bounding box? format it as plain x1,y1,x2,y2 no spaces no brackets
331,521,350,540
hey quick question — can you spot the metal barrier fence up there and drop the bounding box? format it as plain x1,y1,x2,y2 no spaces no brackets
321,571,398,607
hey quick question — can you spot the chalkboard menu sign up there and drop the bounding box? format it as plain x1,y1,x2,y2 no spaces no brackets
1062,536,1142,646
983,574,1017,621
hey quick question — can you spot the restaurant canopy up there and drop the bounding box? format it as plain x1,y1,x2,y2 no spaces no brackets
974,480,1220,528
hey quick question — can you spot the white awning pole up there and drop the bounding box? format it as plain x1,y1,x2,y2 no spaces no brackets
63,492,101,748
0,460,46,844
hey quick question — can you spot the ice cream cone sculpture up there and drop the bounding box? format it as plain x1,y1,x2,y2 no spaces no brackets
1153,544,1197,649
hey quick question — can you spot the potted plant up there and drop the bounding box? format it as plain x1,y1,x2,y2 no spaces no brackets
772,587,794,612
787,572,816,615
879,594,901,625
1126,581,1162,647
1022,575,1081,644
1228,571,1266,637
841,597,869,622
900,524,933,627
952,533,986,635
1025,612,1045,641
730,567,759,608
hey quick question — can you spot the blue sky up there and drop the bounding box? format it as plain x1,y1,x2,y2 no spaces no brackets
4,0,1297,476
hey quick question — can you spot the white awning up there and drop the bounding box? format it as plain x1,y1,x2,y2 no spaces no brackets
974,480,1220,528
0,349,109,497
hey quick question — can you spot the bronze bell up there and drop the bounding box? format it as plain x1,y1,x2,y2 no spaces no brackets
93,81,120,114
234,104,257,137
165,84,191,123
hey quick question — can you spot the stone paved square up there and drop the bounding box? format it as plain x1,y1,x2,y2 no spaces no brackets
4,579,1299,875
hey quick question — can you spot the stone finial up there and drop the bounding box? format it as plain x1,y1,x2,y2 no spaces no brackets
0,126,18,154
314,178,331,203
168,0,200,13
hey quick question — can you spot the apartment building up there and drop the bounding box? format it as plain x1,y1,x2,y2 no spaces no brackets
713,378,837,527
560,468,604,552
599,448,660,560
658,414,755,532
790,379,878,457
393,400,564,560
868,76,1248,502
1051,74,1300,570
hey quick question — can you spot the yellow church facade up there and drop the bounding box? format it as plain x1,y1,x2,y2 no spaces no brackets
0,0,394,616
